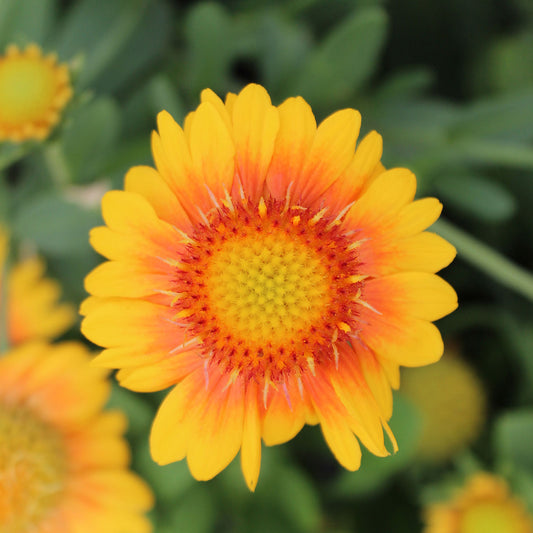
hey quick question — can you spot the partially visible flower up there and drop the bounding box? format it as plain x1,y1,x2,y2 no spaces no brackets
424,472,533,533
401,351,486,462
0,228,74,345
82,83,457,490
0,43,72,142
0,341,154,532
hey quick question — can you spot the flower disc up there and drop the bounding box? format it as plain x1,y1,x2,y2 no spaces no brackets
0,44,72,142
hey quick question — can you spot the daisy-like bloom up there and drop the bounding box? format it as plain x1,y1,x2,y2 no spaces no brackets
424,472,533,533
401,351,486,462
0,227,75,345
82,84,458,490
0,43,72,142
0,341,154,532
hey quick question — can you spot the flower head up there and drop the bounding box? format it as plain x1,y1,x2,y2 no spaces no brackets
82,84,457,490
401,351,486,461
0,227,75,345
0,43,72,142
424,473,533,533
0,342,153,532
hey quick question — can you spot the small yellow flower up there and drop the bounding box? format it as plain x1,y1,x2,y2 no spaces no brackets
82,83,458,490
424,472,533,533
0,43,72,142
0,228,74,345
0,342,154,533
401,352,486,461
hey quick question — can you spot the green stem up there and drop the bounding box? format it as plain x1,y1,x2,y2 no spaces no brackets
434,218,533,302
43,141,71,187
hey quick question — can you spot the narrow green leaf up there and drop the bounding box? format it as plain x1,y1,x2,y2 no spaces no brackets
289,7,388,109
451,91,533,142
93,1,173,94
184,2,234,96
62,98,121,183
457,140,533,170
434,174,516,222
434,218,533,302
53,0,150,87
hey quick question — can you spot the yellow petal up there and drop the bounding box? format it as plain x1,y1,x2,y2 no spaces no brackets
232,84,279,201
188,100,235,203
393,232,457,273
150,374,202,464
262,382,306,446
187,376,244,481
298,108,361,204
81,298,171,348
363,317,444,368
200,88,232,132
347,167,416,228
240,383,262,491
85,260,171,298
125,165,190,229
377,272,458,322
394,197,443,237
266,96,316,200
323,130,383,211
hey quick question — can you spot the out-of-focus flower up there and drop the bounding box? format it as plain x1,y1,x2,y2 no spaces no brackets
0,341,154,532
0,43,72,142
82,83,457,490
424,472,533,533
401,351,486,461
0,228,74,345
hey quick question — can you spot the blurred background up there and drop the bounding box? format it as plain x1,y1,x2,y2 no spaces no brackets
1,0,533,531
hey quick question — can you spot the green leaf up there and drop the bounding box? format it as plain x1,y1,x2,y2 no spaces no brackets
11,192,101,256
62,98,121,183
148,75,186,124
456,140,533,170
494,410,533,473
53,0,150,87
0,0,55,47
288,7,388,109
333,393,422,497
434,219,533,302
450,91,533,143
254,13,311,97
184,2,234,96
164,486,215,533
274,464,321,532
93,1,173,94
434,174,516,222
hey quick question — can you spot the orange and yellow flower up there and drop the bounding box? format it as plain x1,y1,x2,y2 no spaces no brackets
424,472,533,533
0,43,72,142
82,84,457,490
0,228,74,345
0,341,154,532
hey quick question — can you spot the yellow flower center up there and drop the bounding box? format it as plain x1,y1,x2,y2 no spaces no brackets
206,231,331,344
462,502,529,533
174,198,363,383
0,44,72,142
0,401,67,532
